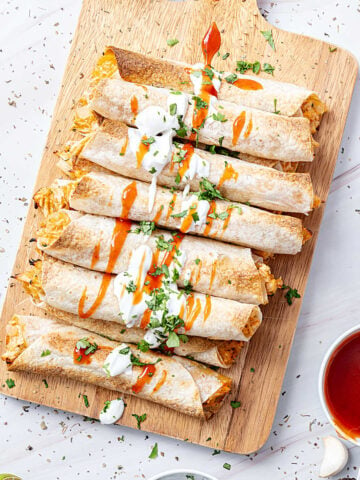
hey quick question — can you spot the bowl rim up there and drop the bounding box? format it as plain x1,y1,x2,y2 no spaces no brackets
147,468,219,480
318,323,360,446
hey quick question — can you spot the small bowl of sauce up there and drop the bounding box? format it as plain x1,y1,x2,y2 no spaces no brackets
319,325,360,445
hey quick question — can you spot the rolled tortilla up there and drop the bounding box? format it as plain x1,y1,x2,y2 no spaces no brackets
16,256,262,342
36,210,281,304
34,311,244,369
68,119,317,214
34,172,308,254
91,77,316,163
109,47,326,133
3,315,232,419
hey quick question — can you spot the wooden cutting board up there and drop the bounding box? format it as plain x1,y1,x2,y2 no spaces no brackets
0,0,357,454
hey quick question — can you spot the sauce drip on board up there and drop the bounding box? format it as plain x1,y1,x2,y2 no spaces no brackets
190,22,221,141
232,111,246,145
233,78,263,91
132,364,156,394
324,331,360,440
78,218,132,318
121,181,138,218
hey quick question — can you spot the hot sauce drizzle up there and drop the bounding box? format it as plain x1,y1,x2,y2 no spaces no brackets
130,95,139,116
73,347,95,365
217,162,239,188
153,205,164,223
204,295,212,322
243,116,253,139
221,207,233,234
119,136,128,156
78,218,132,318
166,193,177,220
177,144,195,181
152,370,167,393
90,241,101,269
180,201,198,233
132,364,156,394
185,295,202,331
136,135,150,168
203,201,216,236
233,78,263,91
121,181,138,218
190,22,221,141
232,111,246,145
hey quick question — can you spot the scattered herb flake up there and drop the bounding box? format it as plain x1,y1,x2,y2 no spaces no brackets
132,413,147,429
6,378,15,389
41,349,51,357
282,284,301,305
149,442,158,459
82,394,89,408
223,463,232,470
230,400,241,408
42,379,48,388
261,30,275,50
167,38,179,47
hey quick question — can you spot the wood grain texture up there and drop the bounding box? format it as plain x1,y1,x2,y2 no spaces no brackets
0,0,357,454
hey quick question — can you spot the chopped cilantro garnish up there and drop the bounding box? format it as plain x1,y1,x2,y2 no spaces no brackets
132,412,147,429
167,38,179,47
223,463,231,470
6,378,15,389
41,349,51,357
225,73,238,84
230,400,241,408
282,284,301,305
131,221,156,235
125,280,137,293
212,112,227,122
141,137,155,146
82,394,89,408
169,103,177,116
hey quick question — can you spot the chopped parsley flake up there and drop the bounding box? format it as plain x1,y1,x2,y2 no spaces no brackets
132,413,147,429
230,400,241,408
282,284,301,305
167,38,179,47
149,442,158,459
5,378,15,389
41,349,51,357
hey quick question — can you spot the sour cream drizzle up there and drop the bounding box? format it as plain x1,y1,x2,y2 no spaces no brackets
128,94,189,212
113,233,190,347
99,398,125,425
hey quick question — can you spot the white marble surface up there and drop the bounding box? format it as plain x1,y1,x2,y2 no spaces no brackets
0,0,359,478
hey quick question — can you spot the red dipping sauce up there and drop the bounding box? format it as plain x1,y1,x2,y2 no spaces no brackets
324,330,360,440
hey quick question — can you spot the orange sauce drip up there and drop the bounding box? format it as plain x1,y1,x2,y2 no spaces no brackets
202,22,221,66
233,78,263,91
132,364,156,394
153,205,163,223
209,259,217,289
190,22,221,141
136,135,150,168
180,202,197,233
244,117,253,139
132,250,150,305
185,295,202,331
121,181,137,218
90,241,101,269
203,201,216,236
178,143,195,180
152,370,167,393
78,219,131,318
119,136,128,156
204,295,212,322
232,111,246,145
166,193,177,220
217,163,239,188
130,95,139,116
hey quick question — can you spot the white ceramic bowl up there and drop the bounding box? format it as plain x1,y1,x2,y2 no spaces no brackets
148,469,218,480
318,324,360,446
